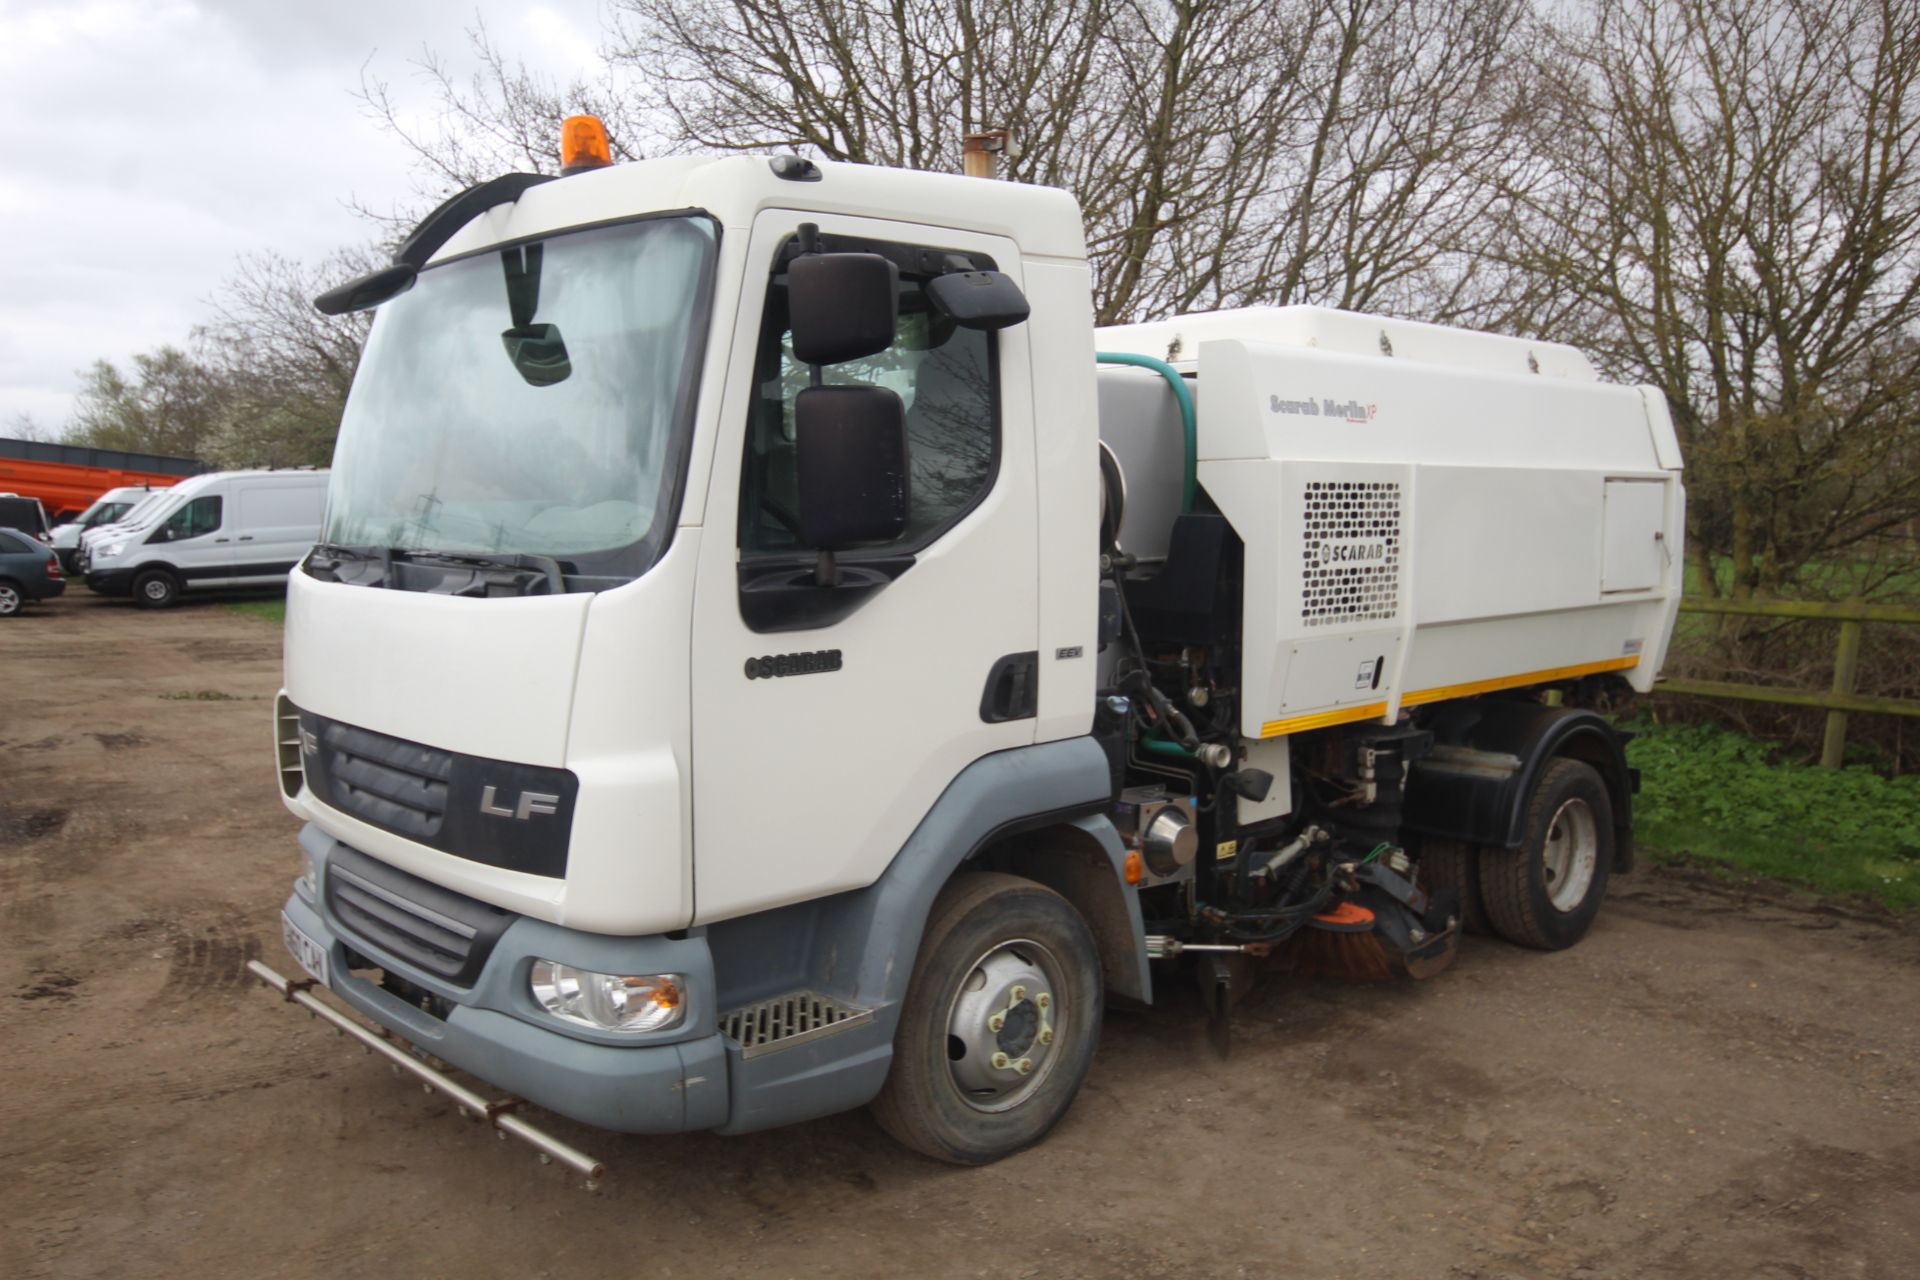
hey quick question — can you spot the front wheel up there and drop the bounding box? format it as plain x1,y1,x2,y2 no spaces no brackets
871,872,1103,1164
1481,758,1614,950
132,568,180,609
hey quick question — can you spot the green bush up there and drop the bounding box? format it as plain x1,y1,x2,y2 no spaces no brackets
1626,719,1920,910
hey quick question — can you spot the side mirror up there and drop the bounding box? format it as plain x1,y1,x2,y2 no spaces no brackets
314,263,418,316
789,253,899,364
795,385,909,548
927,270,1029,330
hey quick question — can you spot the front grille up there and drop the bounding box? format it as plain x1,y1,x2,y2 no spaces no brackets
323,845,513,986
294,708,577,879
319,720,452,839
719,991,872,1059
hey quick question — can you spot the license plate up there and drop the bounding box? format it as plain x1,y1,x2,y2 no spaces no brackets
281,911,329,985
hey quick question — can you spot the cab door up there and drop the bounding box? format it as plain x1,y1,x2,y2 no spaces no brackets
148,492,234,588
689,211,1039,923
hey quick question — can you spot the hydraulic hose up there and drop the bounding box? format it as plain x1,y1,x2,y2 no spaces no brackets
1095,351,1196,513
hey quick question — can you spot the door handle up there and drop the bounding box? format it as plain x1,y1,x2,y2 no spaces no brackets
214,537,230,543
238,535,254,541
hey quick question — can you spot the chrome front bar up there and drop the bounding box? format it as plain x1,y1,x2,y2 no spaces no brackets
246,959,606,1182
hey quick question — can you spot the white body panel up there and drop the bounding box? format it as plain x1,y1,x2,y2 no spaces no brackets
284,533,703,934
229,479,327,582
1094,320,1683,738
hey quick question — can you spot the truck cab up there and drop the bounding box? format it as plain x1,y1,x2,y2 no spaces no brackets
267,135,1681,1168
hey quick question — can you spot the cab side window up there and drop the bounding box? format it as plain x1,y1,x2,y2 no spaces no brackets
156,496,222,542
739,262,998,555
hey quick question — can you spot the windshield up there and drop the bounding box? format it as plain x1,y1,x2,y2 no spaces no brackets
321,214,719,589
111,492,171,530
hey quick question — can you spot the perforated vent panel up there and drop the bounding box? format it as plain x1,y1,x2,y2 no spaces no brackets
1301,480,1401,627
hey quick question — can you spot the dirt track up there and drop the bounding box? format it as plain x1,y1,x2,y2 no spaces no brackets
4,593,1919,1280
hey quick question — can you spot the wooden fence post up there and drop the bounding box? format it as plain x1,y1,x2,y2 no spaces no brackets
1821,602,1865,768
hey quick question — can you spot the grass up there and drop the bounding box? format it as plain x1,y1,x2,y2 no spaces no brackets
1626,718,1920,911
224,598,286,623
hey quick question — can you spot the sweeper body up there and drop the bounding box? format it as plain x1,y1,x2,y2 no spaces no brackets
258,122,1684,1170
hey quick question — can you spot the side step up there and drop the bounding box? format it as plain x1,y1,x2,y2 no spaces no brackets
246,960,605,1184
719,991,873,1060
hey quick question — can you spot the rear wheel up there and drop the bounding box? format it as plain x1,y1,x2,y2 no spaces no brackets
871,872,1103,1164
1481,758,1613,950
1418,837,1490,936
0,580,22,616
132,568,180,609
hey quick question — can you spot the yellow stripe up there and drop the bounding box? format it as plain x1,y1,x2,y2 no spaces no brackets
1260,702,1389,738
1398,655,1639,708
1257,655,1639,739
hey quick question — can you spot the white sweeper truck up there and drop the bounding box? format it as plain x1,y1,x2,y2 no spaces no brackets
250,116,1684,1175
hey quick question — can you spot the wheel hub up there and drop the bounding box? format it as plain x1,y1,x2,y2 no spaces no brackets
945,940,1063,1111
1542,796,1599,912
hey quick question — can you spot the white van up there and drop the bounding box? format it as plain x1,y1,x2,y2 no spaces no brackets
78,487,179,557
83,469,329,608
51,483,171,573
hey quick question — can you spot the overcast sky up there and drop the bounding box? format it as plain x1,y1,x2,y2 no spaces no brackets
0,0,607,434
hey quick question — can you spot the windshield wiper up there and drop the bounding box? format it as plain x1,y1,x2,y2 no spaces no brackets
306,543,567,596
307,542,403,587
402,549,567,597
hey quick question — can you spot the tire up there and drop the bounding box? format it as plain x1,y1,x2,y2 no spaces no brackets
0,580,21,617
132,568,181,609
1481,758,1614,951
871,872,1104,1164
1417,836,1491,936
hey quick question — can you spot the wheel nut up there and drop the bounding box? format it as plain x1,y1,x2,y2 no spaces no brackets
1015,1058,1033,1075
991,1051,1011,1069
988,1013,1005,1032
1010,985,1026,1001
1040,1029,1054,1046
1036,993,1051,1009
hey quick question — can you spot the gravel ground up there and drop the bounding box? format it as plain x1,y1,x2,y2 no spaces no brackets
4,592,1918,1279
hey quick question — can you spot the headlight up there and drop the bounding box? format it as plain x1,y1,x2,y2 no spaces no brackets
98,541,125,558
530,961,684,1034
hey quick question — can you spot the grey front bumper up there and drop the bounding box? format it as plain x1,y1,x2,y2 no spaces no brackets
282,825,729,1134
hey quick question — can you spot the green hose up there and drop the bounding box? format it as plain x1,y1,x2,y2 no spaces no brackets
1095,351,1196,513
1139,736,1198,762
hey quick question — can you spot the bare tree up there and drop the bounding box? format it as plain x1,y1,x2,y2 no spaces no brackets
194,245,380,468
4,412,60,443
1504,0,1920,599
354,19,645,225
364,2,1537,326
